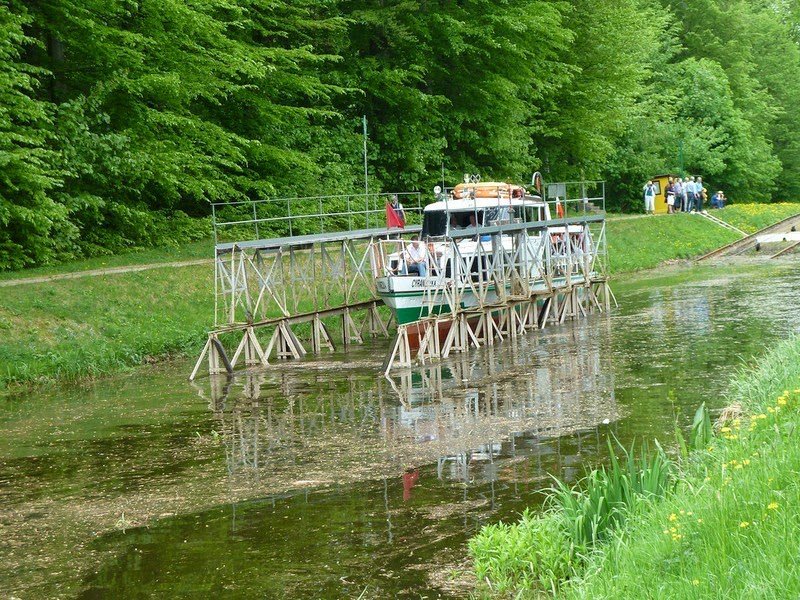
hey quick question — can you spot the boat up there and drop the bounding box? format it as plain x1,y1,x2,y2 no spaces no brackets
373,180,594,326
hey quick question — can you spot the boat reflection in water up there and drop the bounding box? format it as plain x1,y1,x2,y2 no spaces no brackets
194,316,617,495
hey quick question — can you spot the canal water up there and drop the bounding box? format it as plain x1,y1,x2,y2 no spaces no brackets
2,261,799,598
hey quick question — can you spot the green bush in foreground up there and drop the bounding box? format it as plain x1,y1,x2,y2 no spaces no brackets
470,440,673,595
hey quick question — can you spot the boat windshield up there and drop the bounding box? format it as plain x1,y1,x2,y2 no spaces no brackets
422,211,448,238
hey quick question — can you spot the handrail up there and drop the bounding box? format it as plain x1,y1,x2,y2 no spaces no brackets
211,192,423,244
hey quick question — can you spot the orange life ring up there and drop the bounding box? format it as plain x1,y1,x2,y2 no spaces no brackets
453,182,526,200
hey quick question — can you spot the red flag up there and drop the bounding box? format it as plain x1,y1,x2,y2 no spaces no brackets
386,203,405,228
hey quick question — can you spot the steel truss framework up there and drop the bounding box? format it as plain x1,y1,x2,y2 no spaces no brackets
191,214,612,381
381,219,614,373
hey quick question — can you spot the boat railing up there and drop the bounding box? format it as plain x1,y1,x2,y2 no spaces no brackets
211,192,423,245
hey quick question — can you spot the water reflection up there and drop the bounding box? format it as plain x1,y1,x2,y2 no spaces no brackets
192,318,618,491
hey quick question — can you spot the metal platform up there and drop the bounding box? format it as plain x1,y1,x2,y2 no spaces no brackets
191,184,613,380
215,225,421,254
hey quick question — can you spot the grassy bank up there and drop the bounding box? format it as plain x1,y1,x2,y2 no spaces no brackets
469,336,800,598
0,264,213,388
0,206,787,389
714,202,800,234
565,337,800,598
605,213,739,273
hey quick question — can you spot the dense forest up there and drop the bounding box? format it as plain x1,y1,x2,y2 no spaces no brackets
2,0,800,268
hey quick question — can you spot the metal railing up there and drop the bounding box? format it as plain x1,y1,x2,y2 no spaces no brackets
545,180,606,219
211,192,423,244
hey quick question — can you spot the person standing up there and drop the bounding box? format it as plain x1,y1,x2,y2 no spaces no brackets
686,176,696,212
643,181,656,214
674,178,684,213
666,177,676,214
695,177,704,212
386,194,406,228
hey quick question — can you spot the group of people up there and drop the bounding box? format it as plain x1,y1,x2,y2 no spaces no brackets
643,176,726,214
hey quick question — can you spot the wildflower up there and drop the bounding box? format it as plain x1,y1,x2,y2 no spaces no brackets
697,518,703,523
703,477,711,483
758,414,767,420
743,459,750,466
663,529,670,534
707,446,714,452
693,580,700,586
768,407,776,414
740,521,750,528
687,511,694,516
670,527,677,533
768,502,778,510
720,426,731,433
778,397,787,406
680,510,686,515
669,513,678,522
735,464,743,470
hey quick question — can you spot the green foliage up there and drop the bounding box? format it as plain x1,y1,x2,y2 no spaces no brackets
469,509,574,595
0,3,69,269
470,438,672,595
606,214,740,273
2,0,800,268
713,202,800,234
551,438,672,549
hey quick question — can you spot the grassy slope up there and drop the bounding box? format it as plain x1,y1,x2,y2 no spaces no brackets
0,239,212,282
713,202,800,234
564,337,800,599
0,265,212,386
605,214,739,273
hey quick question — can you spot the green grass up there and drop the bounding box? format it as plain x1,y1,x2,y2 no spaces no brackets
605,214,739,273
0,238,213,282
0,265,214,388
713,202,800,234
564,337,800,598
470,439,673,596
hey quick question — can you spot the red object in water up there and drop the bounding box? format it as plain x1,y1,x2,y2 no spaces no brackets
386,203,405,228
403,469,419,501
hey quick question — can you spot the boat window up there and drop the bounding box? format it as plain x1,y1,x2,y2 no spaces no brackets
485,207,512,225
446,210,484,234
422,211,447,238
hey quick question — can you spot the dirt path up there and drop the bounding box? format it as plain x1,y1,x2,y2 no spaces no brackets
0,259,212,288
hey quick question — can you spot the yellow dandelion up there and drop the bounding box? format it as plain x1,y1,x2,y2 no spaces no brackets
697,518,703,523
743,459,750,466
735,464,743,470
767,407,776,414
720,426,731,433
693,579,700,586
687,511,694,516
740,521,749,528
670,527,677,533
758,414,767,420
768,502,778,510
669,513,678,522
778,397,787,406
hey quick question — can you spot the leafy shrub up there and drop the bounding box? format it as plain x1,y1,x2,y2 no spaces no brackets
470,509,574,595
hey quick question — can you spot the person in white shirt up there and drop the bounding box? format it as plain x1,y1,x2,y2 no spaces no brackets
404,236,428,277
643,181,656,214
